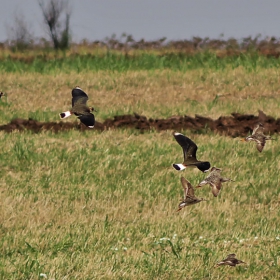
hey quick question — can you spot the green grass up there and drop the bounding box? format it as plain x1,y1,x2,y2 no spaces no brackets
1,51,280,73
0,129,280,279
1,52,280,278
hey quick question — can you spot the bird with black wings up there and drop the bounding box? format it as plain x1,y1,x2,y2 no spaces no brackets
60,87,95,128
172,132,211,172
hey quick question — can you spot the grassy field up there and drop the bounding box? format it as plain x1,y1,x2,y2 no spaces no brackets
2,51,280,74
0,50,280,279
1,67,280,124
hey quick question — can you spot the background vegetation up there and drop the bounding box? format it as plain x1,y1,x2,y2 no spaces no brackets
0,40,280,279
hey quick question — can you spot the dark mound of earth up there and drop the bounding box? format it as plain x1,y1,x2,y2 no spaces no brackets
0,110,279,137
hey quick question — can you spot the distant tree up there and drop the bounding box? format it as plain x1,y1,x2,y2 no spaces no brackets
38,0,71,50
6,12,33,51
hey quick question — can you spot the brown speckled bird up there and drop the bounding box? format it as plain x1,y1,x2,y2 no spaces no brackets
215,254,246,267
241,122,273,152
176,177,206,212
59,87,95,128
196,167,233,197
172,132,211,172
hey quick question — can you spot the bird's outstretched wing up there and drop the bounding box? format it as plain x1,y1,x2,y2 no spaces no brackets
252,123,264,135
173,132,198,162
256,140,265,152
72,87,88,107
210,182,221,197
181,177,195,198
78,114,95,128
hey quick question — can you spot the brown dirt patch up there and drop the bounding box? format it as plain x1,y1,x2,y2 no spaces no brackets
0,110,278,137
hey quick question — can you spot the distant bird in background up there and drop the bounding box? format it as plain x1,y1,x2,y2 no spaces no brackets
215,254,246,267
0,92,5,99
196,167,233,197
60,87,95,128
241,122,273,152
176,177,206,212
172,132,211,172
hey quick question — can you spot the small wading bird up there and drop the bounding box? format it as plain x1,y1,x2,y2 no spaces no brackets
176,177,206,212
215,254,246,267
241,122,273,152
60,87,95,128
172,132,211,172
196,167,233,197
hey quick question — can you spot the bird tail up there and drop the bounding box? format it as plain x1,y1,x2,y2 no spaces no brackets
172,164,186,171
59,111,72,119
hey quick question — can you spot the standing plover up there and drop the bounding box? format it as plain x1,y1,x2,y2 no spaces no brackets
60,87,95,128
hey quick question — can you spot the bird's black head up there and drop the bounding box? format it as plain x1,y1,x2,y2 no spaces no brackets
197,162,211,172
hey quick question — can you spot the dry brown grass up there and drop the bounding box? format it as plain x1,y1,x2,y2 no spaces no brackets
1,67,280,125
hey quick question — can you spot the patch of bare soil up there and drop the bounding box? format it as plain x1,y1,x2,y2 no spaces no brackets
0,110,278,137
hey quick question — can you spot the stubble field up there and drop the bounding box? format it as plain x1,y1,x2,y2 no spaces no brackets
0,51,280,279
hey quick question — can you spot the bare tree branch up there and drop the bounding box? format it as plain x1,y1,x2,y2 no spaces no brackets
38,0,71,50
